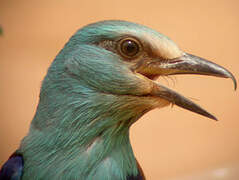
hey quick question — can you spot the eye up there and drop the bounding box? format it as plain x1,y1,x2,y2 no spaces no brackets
118,38,141,59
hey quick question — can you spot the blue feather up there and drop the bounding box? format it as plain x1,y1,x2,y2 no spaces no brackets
0,153,23,180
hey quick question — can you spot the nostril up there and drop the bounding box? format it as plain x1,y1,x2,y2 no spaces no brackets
167,59,183,64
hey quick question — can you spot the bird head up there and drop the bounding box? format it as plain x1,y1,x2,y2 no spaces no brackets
21,20,236,179
53,20,235,121
36,20,237,140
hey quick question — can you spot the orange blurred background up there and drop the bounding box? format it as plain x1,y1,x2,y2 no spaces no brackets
0,0,239,179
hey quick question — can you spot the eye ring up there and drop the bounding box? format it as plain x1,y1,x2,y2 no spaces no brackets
118,37,141,59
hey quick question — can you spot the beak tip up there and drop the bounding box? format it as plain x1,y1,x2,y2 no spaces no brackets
222,69,237,91
233,81,237,91
202,111,218,121
210,115,218,121
230,74,237,91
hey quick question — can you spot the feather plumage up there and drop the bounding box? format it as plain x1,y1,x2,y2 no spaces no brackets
1,20,236,180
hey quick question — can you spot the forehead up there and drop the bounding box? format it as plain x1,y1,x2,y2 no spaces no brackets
80,20,183,59
134,29,183,59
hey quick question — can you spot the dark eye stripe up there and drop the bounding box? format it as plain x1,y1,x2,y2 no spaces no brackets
97,40,118,53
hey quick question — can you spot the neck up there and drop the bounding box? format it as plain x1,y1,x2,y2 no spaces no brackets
21,128,138,179
19,78,149,179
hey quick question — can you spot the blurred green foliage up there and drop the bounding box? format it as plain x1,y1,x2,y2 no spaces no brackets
0,26,3,36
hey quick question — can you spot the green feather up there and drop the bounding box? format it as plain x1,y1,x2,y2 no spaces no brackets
19,20,159,180
0,26,3,36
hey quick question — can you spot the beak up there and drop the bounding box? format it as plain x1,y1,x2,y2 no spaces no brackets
160,53,237,90
151,83,218,120
137,53,237,120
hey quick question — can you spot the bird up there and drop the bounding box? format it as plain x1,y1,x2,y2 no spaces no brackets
0,20,237,180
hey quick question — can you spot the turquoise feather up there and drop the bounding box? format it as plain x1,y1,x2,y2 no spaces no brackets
1,19,236,180
19,20,162,180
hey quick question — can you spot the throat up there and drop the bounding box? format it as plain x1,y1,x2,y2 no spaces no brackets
82,130,139,179
21,125,139,180
21,90,149,179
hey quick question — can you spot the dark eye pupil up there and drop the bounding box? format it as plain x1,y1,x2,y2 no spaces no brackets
121,40,139,57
